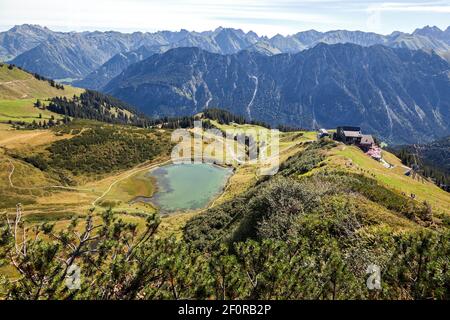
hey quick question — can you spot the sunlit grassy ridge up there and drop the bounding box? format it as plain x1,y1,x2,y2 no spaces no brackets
0,64,84,123
0,64,83,100
184,137,447,251
0,99,66,123
330,145,450,215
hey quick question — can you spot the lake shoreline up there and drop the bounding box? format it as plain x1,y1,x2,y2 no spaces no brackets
130,162,235,214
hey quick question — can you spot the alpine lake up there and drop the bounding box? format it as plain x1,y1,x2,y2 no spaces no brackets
132,163,233,213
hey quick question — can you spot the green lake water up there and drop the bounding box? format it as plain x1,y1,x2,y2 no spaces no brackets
147,163,233,213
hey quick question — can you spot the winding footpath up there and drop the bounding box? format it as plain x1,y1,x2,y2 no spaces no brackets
6,158,92,192
91,159,172,207
4,131,309,211
4,157,171,207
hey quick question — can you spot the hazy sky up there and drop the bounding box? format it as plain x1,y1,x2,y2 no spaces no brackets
0,0,449,36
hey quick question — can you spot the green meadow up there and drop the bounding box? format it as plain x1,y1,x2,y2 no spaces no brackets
0,99,64,123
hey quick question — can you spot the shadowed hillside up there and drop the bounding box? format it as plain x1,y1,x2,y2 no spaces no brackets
104,44,450,144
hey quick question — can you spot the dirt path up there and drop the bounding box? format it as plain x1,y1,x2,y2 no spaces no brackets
5,156,173,208
91,159,172,207
6,158,93,192
0,80,24,85
4,131,309,211
0,131,49,147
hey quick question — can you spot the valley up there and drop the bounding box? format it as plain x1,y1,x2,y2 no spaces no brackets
2,110,448,239
0,118,309,236
0,21,449,300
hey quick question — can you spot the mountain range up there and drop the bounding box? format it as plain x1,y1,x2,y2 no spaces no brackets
104,44,450,144
73,45,165,90
1,24,450,87
1,24,450,144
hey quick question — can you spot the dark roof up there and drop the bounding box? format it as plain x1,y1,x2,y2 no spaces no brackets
338,126,361,132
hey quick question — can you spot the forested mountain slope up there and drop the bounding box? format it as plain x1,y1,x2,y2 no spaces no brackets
105,44,450,144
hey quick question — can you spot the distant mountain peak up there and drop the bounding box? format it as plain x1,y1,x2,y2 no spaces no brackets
3,23,450,82
10,24,48,31
215,27,245,35
424,25,442,31
413,25,444,35
295,29,321,36
271,33,284,39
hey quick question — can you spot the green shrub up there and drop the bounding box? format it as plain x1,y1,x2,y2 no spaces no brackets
19,126,173,176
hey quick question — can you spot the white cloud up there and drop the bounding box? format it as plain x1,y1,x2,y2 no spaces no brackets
0,0,448,36
366,2,450,13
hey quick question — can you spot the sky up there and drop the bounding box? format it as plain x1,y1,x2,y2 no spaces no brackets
0,0,449,36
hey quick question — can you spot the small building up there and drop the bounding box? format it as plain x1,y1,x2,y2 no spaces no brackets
317,128,330,139
333,125,384,161
359,134,375,151
335,126,362,144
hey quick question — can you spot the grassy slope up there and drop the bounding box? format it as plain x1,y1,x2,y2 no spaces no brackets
1,113,448,241
0,99,66,123
185,134,450,248
0,64,84,123
320,143,450,233
0,121,171,214
331,145,450,216
1,119,314,239
0,64,83,99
